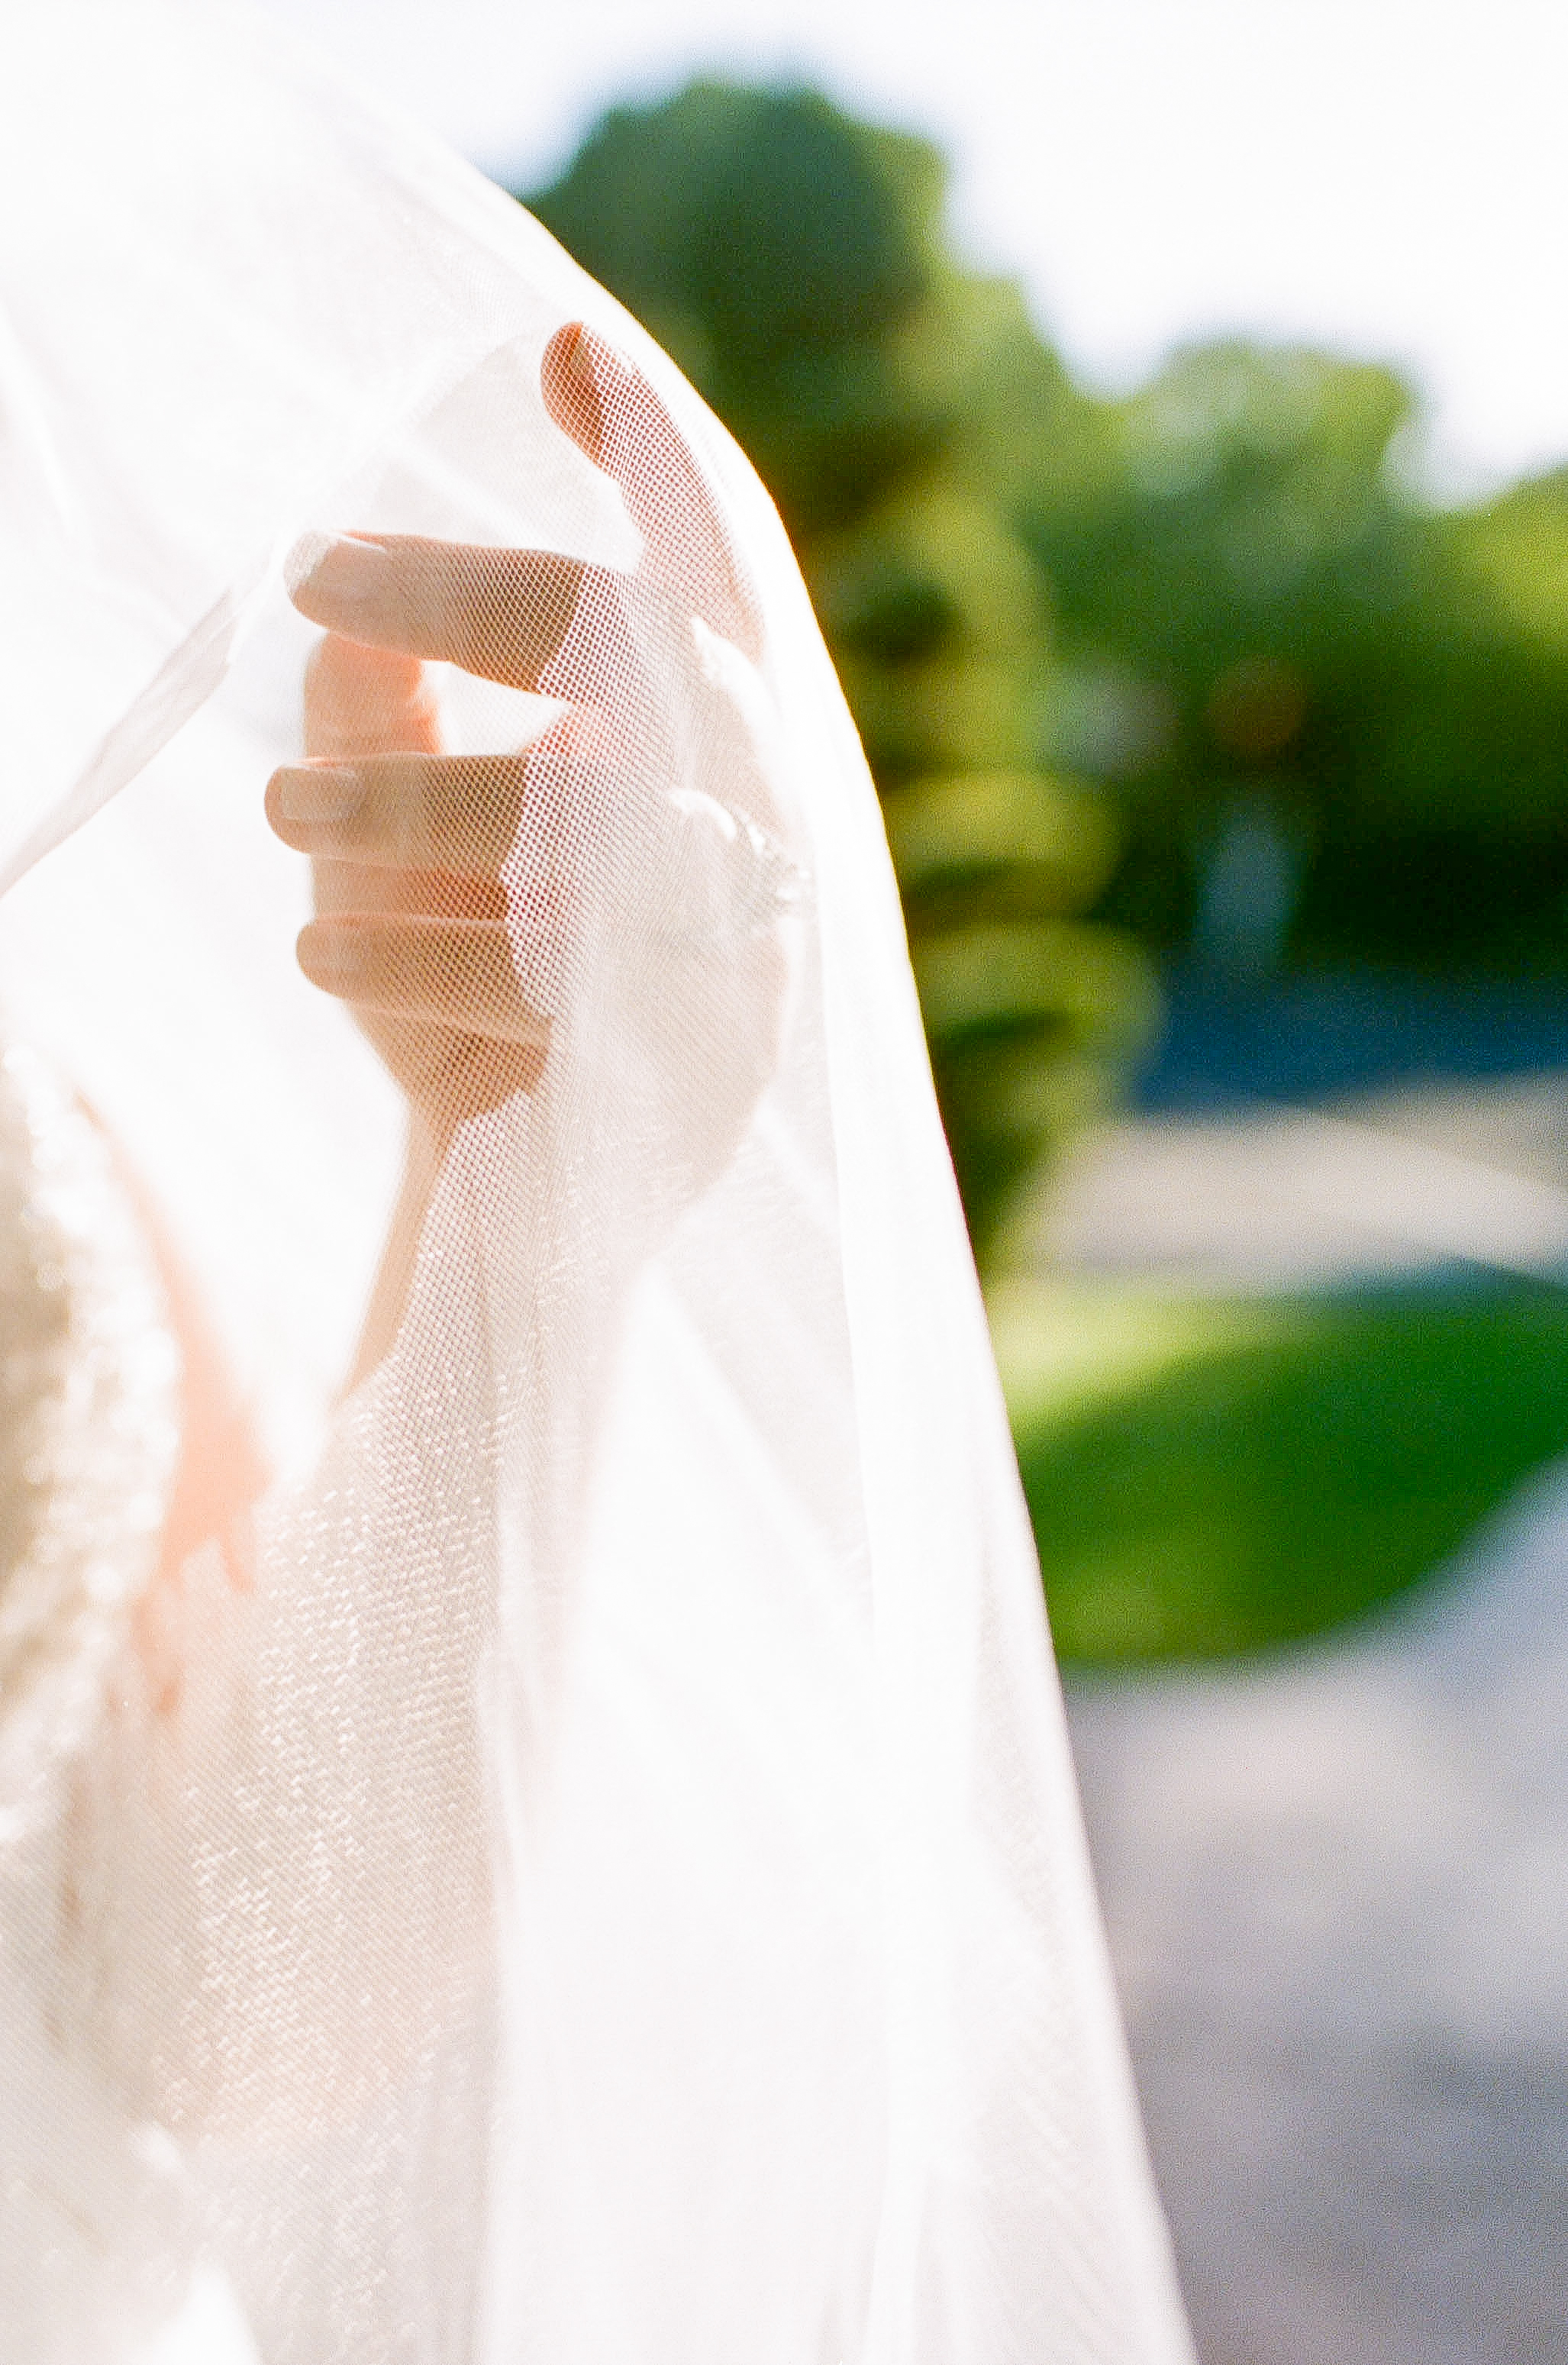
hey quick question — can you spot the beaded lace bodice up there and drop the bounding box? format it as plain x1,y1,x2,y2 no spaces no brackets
0,1042,179,1834
0,1041,189,2363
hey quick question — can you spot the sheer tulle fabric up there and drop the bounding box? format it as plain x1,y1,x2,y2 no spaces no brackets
0,7,1192,2360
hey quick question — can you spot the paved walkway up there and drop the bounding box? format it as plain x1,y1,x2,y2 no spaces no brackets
1037,1072,1568,1291
1042,1073,1568,2360
1069,1460,1568,2365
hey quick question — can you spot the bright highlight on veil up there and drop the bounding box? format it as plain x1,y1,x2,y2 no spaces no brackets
0,5,1192,2360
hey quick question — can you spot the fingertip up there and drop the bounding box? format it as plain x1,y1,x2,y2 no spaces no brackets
263,764,286,841
283,530,336,613
297,918,373,1003
288,532,397,632
541,321,605,461
270,763,363,834
294,916,329,986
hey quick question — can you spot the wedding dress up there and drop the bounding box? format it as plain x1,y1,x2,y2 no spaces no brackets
0,5,1193,2360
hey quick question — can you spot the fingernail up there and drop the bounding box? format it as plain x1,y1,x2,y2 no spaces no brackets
285,532,393,621
283,530,334,596
304,928,366,989
278,764,363,824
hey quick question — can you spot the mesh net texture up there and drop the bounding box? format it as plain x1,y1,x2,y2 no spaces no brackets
0,7,1193,2362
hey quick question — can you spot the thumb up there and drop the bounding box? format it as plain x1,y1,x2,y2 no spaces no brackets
304,634,443,760
540,322,762,662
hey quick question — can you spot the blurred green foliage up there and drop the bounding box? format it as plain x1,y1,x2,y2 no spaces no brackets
528,81,1568,1660
525,84,1158,1257
528,76,1568,1241
1024,347,1568,973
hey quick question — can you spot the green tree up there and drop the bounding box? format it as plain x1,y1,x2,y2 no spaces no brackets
1020,341,1568,972
525,84,1156,1258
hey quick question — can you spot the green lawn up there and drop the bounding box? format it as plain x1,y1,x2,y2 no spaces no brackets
990,1275,1568,1664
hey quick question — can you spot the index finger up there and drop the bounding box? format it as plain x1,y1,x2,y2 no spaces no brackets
289,534,586,689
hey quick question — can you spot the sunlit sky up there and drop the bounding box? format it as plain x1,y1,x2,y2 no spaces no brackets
256,0,1568,499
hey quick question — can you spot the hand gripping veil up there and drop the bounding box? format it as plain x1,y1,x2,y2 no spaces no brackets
0,8,1192,2361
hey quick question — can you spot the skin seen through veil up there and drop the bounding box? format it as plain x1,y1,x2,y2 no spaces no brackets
0,23,1199,2352
121,319,787,1668
71,318,808,2151
271,320,786,1389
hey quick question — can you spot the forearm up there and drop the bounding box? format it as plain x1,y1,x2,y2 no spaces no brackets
347,1106,453,1394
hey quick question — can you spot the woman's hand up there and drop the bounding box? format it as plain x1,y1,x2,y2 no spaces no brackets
266,325,797,1373
267,628,555,1124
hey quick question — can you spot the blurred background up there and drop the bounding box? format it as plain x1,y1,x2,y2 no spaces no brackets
257,5,1568,2357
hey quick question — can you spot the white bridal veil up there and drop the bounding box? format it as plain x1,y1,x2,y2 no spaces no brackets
0,5,1192,2359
